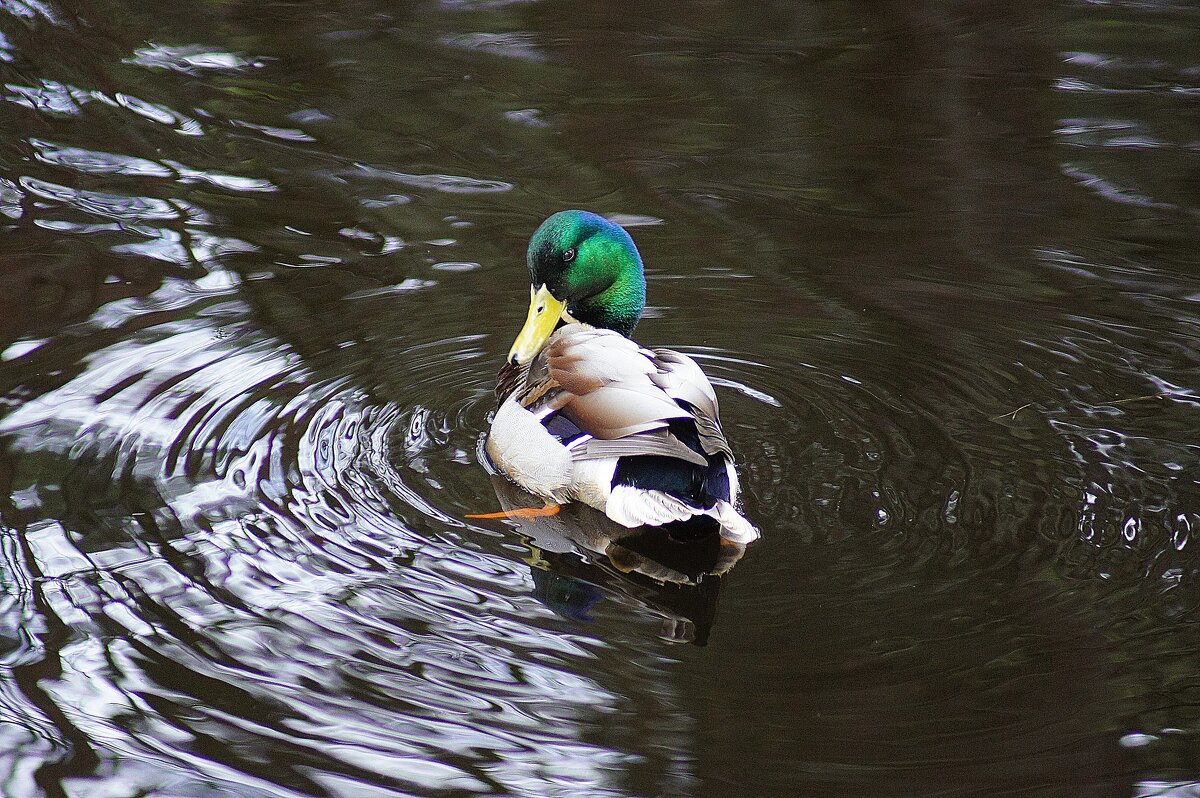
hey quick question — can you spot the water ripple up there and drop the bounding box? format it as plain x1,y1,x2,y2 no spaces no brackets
0,0,1196,794
125,44,264,75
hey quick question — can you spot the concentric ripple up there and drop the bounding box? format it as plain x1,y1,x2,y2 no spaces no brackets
0,278,698,797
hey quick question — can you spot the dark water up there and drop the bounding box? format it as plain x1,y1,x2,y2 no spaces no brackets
0,1,1198,796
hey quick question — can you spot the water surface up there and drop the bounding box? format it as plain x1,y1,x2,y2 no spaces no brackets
0,1,1199,796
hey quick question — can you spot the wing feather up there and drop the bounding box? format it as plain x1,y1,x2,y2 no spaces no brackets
650,348,718,419
571,430,708,466
562,386,691,440
650,348,732,457
506,325,729,462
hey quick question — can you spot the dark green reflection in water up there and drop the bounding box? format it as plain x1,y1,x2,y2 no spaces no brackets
0,0,1198,796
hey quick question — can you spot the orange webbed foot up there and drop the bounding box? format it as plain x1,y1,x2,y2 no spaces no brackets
466,503,561,520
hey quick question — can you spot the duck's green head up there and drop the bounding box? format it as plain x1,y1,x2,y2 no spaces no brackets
508,210,647,365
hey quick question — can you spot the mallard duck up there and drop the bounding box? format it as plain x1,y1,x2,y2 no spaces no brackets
479,210,758,544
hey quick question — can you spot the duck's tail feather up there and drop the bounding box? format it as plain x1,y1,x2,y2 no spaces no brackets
606,486,760,543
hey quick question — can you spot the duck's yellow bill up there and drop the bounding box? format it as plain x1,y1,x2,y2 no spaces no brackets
508,284,567,364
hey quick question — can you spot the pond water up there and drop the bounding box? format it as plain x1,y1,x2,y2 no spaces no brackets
0,1,1198,796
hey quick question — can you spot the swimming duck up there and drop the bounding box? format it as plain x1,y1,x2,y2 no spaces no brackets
479,210,759,544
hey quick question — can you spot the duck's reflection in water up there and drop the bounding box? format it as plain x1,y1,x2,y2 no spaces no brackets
485,474,747,645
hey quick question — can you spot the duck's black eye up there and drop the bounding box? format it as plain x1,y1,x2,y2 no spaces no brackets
563,248,576,263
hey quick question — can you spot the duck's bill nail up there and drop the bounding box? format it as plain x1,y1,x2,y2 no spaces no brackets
508,285,566,364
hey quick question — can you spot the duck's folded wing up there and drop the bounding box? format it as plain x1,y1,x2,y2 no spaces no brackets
545,327,692,439
531,328,731,465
